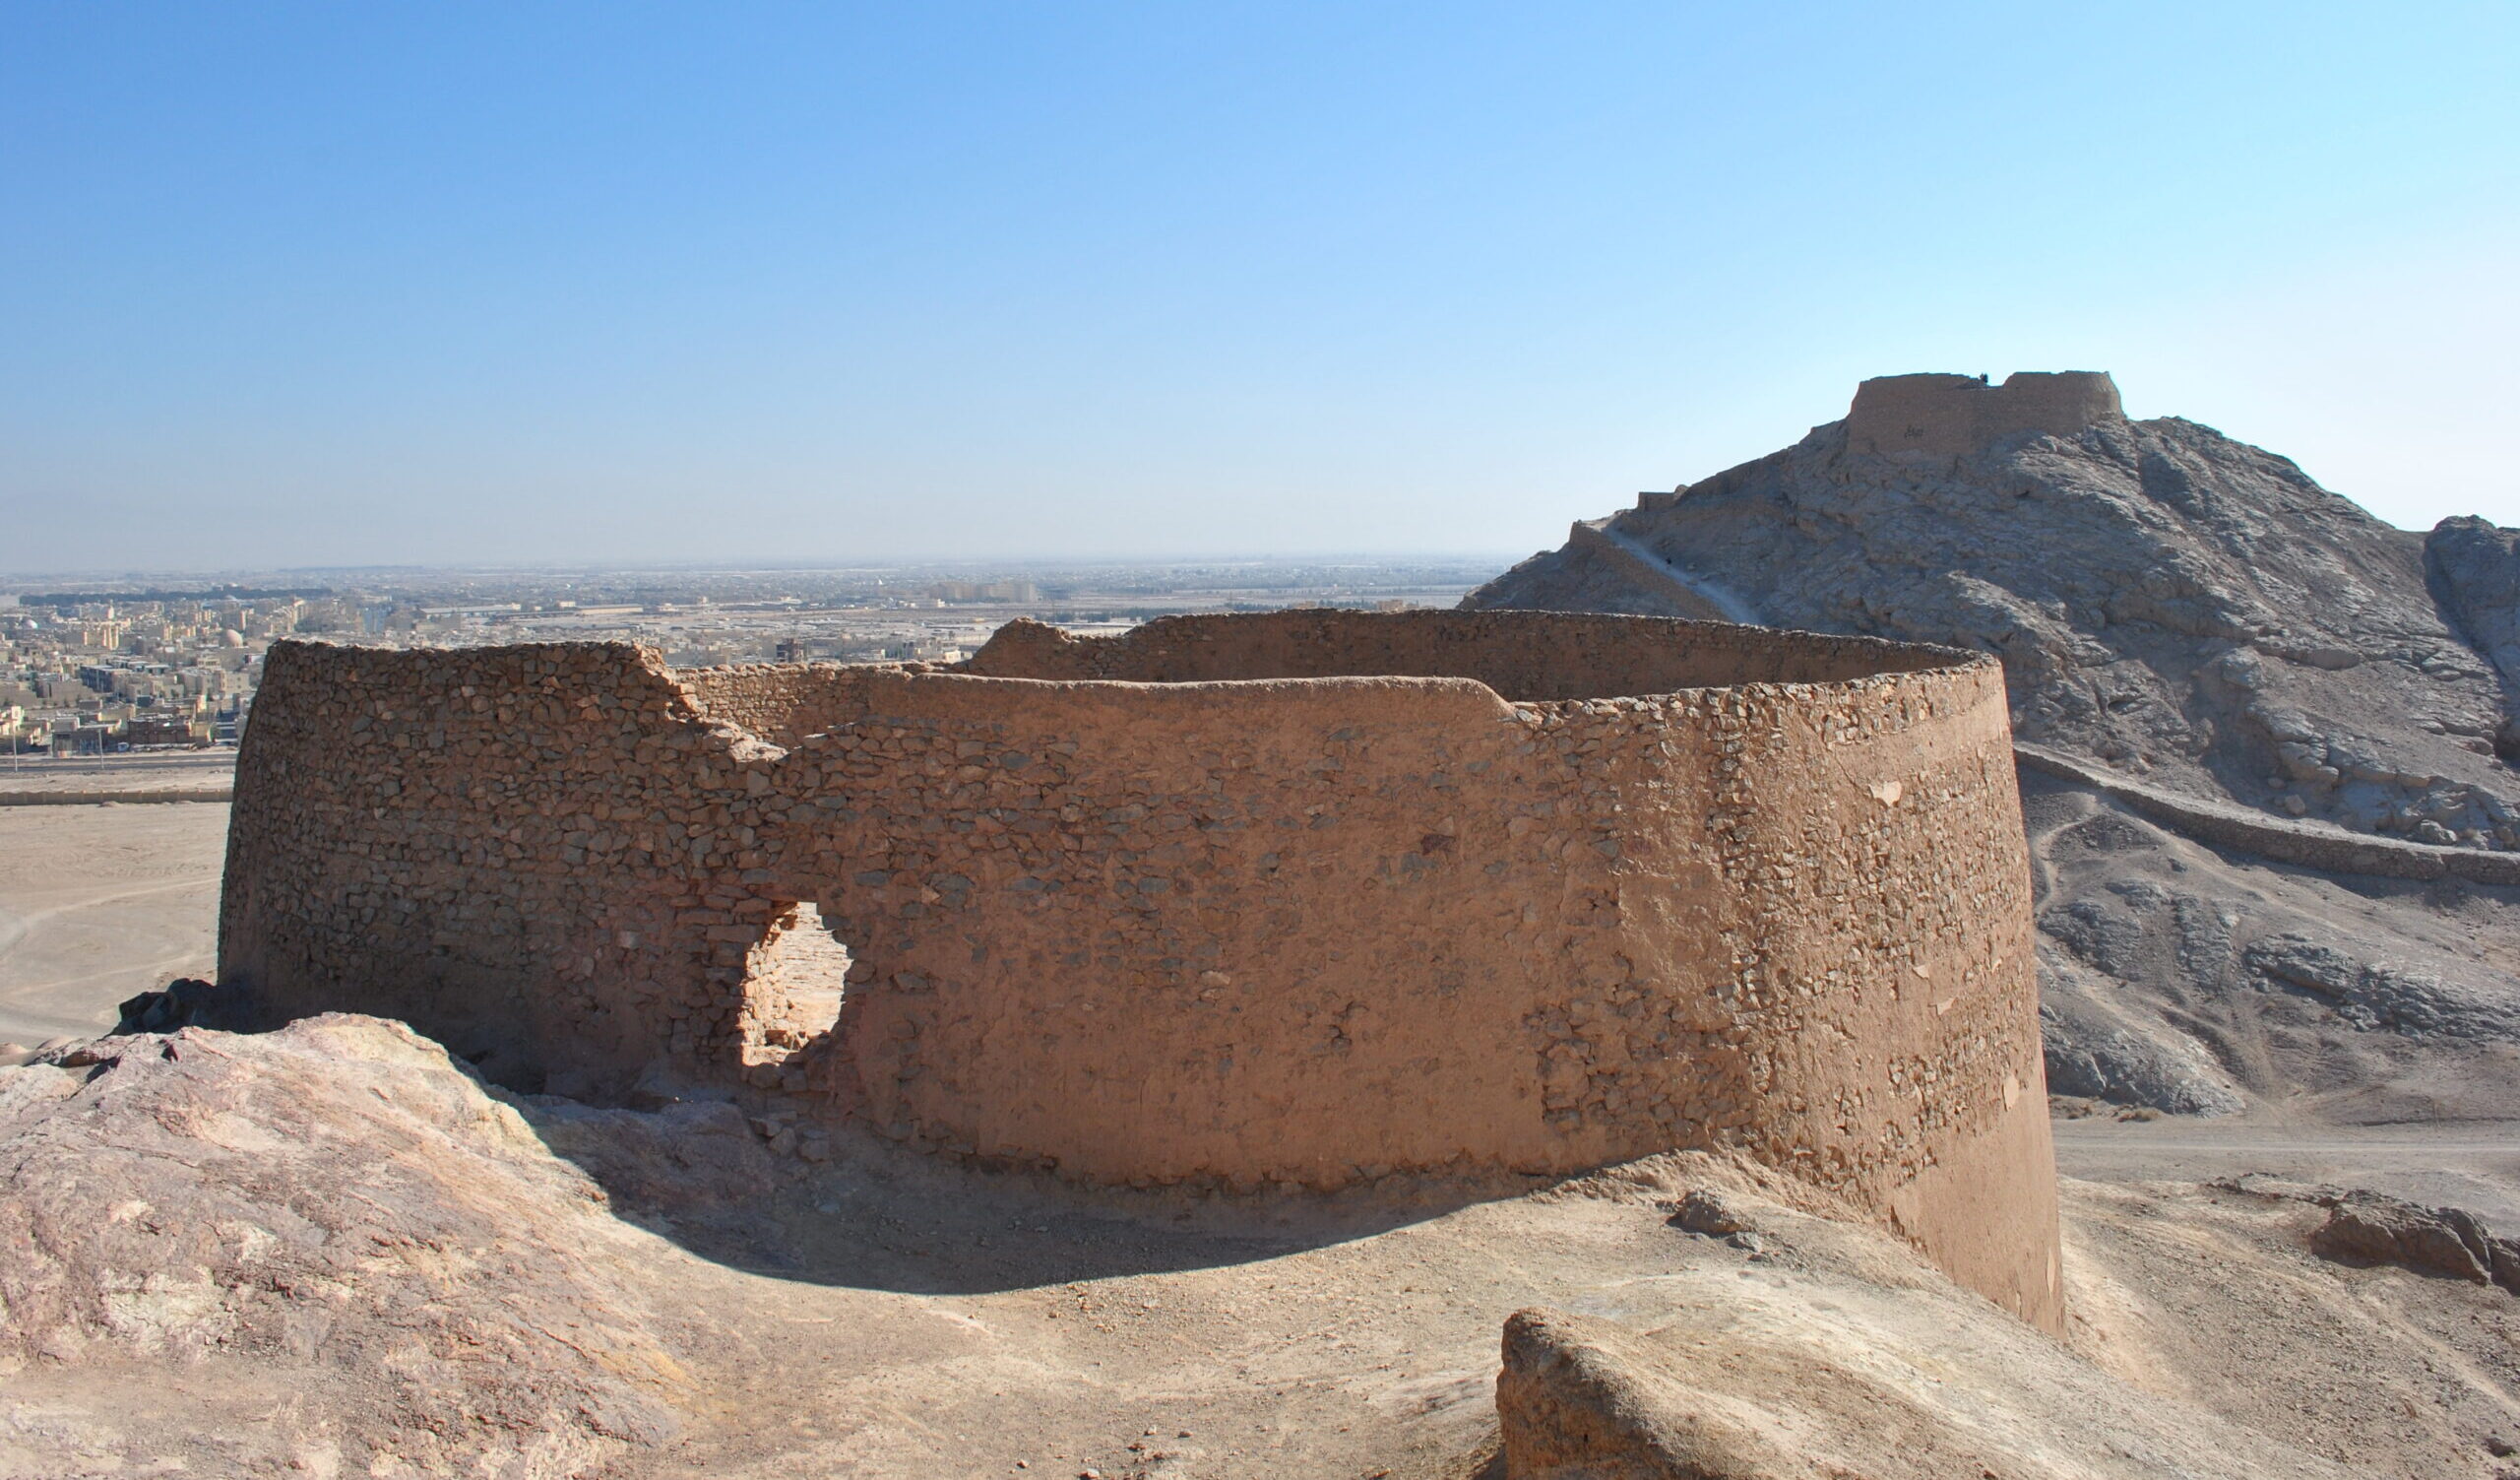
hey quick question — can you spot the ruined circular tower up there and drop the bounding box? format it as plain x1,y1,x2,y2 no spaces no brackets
221,609,2061,1329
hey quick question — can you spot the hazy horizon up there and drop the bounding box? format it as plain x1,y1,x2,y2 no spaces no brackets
7,3,2514,571
0,551,1528,588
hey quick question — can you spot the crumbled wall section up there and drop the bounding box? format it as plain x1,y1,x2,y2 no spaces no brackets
220,611,2062,1331
1845,370,2122,459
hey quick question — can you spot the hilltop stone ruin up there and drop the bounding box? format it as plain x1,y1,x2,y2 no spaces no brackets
219,608,2062,1329
1470,371,2520,1123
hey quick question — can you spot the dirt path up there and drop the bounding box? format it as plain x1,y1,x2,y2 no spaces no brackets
2055,1115,2520,1224
0,804,228,1047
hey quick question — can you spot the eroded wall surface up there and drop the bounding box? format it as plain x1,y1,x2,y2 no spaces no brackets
1846,370,2123,459
220,610,2061,1329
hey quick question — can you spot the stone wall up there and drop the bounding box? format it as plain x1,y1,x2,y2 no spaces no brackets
220,610,2063,1330
1845,370,2123,459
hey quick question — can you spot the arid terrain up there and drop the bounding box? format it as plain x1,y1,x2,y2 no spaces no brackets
9,379,2520,1474
1472,374,2520,1128
10,1006,2520,1478
0,759,228,1054
10,754,2520,1475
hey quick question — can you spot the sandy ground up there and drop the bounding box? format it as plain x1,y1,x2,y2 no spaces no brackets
642,1157,2520,1479
0,750,234,797
0,800,226,1048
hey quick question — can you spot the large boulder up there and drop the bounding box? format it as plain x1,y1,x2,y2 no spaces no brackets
1488,1156,2365,1479
0,1015,694,1477
2426,515,2520,757
1495,1296,2347,1479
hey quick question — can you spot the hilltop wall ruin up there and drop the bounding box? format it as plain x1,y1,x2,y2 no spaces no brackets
220,609,2063,1330
1845,370,2123,458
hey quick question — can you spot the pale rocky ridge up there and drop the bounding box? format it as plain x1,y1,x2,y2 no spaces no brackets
1468,372,2520,1119
0,1015,699,1477
2432,515,2520,732
24,1016,2520,1478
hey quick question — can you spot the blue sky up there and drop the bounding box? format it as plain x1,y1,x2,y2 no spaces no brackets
3,2,2513,571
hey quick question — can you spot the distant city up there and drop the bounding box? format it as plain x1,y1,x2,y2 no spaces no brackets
0,558,1509,757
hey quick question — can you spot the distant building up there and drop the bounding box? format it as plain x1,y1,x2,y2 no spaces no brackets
122,713,210,747
924,579,1040,605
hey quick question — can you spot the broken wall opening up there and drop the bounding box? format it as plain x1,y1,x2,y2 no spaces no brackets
736,902,850,1083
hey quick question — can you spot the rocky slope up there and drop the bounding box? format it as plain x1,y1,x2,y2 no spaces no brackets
0,1015,709,1477
14,1016,2520,1478
1468,373,2520,1118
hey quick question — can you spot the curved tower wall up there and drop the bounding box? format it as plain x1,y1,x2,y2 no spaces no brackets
220,610,2060,1330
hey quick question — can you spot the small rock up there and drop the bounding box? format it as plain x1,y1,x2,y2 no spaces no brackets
2220,1173,2343,1204
114,977,227,1035
1670,1188,1751,1237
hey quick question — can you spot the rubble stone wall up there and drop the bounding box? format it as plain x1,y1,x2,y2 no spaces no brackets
1846,370,2123,458
220,610,2062,1330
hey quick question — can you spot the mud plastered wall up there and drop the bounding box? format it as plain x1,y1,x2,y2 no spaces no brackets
220,610,2061,1330
1845,370,2123,459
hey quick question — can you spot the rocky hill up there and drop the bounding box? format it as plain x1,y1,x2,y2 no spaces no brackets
1469,373,2520,1118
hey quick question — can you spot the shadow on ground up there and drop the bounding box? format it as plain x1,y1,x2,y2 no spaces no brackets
506,1091,1544,1297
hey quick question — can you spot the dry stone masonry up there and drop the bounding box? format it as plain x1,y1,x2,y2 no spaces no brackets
220,609,2063,1329
1843,369,2124,460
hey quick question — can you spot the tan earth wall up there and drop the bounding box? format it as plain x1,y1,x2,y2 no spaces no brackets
1846,369,2123,458
219,610,2062,1330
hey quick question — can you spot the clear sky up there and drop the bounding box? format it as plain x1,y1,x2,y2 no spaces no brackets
4,2,2514,573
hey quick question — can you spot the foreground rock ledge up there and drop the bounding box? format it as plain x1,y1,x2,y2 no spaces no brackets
4,1018,2385,1479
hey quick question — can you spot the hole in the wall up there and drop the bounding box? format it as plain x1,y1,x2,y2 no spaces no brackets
737,902,850,1069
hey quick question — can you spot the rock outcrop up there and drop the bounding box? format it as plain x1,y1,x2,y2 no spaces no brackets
2427,515,2520,756
1470,375,2520,1118
0,1015,693,1477
1496,1304,2355,1478
5,1014,2509,1478
1493,1170,2359,1480
2311,1192,2515,1289
1474,373,2516,848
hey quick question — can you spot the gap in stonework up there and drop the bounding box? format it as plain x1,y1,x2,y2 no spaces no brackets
737,901,850,1069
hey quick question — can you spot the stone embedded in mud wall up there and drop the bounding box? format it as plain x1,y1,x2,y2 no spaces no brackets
219,609,2063,1330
